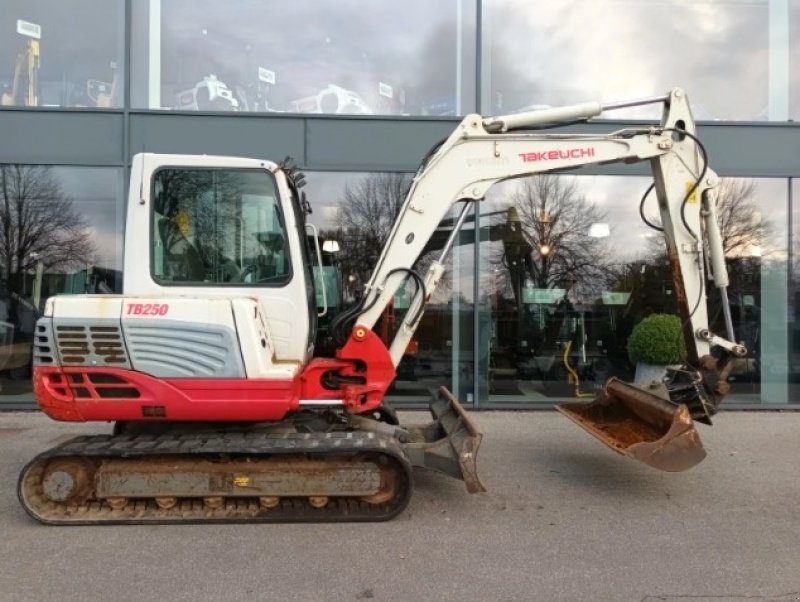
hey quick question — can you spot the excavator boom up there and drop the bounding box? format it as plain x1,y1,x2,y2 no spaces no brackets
340,87,743,471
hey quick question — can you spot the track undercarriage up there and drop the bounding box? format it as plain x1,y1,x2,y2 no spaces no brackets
18,388,484,525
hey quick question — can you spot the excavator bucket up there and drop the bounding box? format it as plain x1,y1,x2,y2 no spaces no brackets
403,387,486,493
556,377,706,472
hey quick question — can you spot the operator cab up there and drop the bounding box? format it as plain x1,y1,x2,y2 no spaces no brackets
123,153,316,364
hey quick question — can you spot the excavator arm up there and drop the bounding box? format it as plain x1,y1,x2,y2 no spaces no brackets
1,39,39,107
347,89,740,378
335,87,745,471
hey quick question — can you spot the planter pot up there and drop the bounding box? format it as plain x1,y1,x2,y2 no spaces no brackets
634,362,669,385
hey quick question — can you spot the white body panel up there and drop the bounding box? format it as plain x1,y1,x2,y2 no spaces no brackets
44,294,301,379
123,153,312,365
49,294,125,320
231,297,299,379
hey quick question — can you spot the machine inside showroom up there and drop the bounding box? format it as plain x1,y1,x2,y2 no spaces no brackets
18,87,746,524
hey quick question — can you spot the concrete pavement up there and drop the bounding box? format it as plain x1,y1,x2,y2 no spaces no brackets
0,409,798,602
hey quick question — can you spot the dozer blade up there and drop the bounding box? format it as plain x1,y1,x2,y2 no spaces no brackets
556,377,706,472
403,387,486,493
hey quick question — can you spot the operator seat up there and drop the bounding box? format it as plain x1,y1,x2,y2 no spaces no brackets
157,216,205,282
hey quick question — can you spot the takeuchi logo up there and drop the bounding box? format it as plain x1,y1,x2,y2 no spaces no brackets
518,148,596,162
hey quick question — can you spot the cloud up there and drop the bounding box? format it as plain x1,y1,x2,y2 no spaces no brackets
490,0,781,120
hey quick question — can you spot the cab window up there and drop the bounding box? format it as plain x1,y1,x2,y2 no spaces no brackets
151,167,291,286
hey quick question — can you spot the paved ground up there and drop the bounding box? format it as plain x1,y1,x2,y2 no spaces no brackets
0,409,798,602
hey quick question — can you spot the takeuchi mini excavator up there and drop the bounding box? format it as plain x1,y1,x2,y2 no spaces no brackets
19,87,746,524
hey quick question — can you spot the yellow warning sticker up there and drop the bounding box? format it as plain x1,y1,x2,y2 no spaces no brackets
233,475,251,487
685,181,698,204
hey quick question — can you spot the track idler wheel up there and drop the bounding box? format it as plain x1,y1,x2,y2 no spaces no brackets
41,458,94,504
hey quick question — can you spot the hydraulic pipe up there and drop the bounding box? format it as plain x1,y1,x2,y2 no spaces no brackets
436,201,474,262
600,94,669,111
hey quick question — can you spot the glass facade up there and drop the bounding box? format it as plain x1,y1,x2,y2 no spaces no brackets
131,0,477,115
303,172,792,408
792,1,800,120
791,179,800,399
2,0,795,119
1,0,124,108
478,176,787,405
0,1,797,409
486,0,791,120
0,166,123,407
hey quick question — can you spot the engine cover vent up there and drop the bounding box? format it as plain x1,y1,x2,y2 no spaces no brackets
33,319,56,366
53,321,131,368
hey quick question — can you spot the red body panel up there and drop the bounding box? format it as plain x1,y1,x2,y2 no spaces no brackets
35,327,396,423
300,329,396,409
35,366,299,422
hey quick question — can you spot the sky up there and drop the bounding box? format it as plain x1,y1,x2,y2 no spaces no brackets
485,0,783,119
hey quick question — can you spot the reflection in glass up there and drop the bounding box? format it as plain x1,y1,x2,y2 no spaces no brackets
306,173,789,407
0,166,121,404
133,0,476,115
478,175,786,406
0,1,123,108
790,180,800,399
792,2,800,120
478,175,623,402
485,0,780,120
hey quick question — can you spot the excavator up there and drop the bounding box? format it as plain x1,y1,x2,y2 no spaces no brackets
18,87,746,524
1,32,40,107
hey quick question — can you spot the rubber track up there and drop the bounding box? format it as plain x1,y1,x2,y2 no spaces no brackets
18,429,413,525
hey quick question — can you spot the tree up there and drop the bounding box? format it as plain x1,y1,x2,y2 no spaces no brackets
642,178,769,294
713,179,770,258
613,178,772,322
489,174,612,303
0,165,96,297
644,178,768,259
327,173,411,300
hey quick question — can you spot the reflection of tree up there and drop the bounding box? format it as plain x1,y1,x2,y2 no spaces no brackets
644,178,769,287
491,175,611,301
154,168,249,277
607,177,769,347
713,179,770,258
0,165,96,294
325,173,411,300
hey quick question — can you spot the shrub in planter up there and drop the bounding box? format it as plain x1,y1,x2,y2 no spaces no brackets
626,313,686,383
